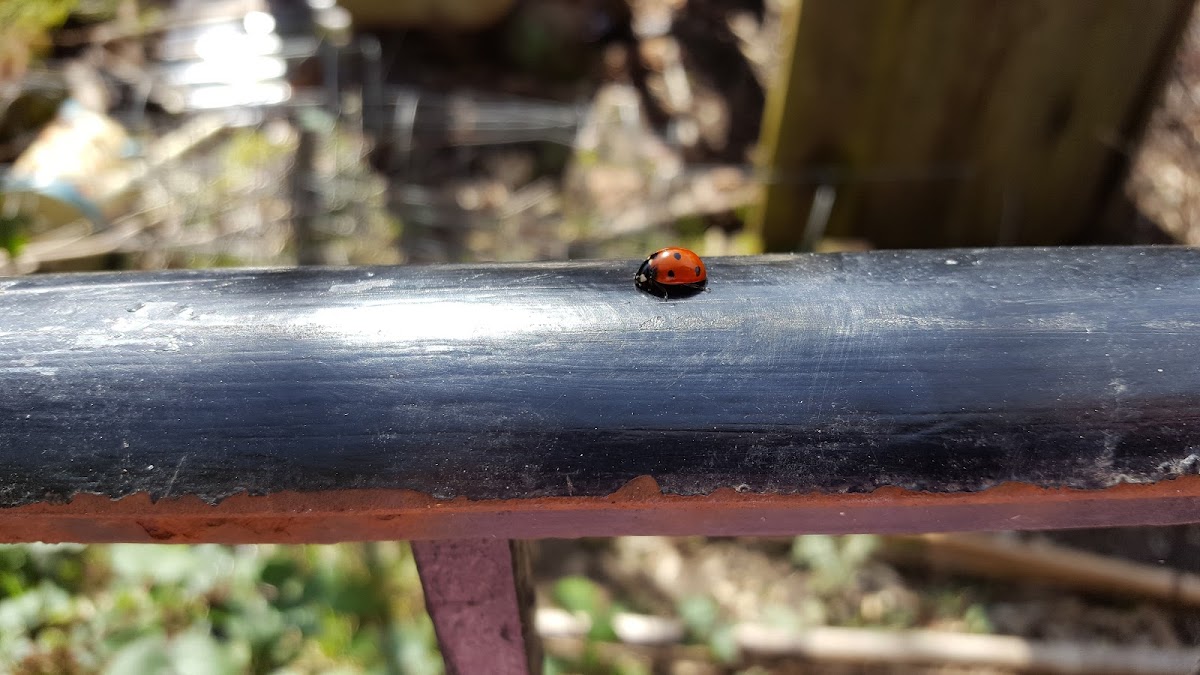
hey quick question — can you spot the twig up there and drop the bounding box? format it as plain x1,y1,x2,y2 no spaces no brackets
735,624,1200,675
883,533,1200,608
537,606,1200,674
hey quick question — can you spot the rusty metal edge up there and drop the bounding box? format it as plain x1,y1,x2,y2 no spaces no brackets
2,475,1198,544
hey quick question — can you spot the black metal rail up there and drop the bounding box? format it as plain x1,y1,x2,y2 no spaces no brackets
1,247,1198,509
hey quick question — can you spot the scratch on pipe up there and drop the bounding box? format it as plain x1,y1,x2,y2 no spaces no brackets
162,456,186,499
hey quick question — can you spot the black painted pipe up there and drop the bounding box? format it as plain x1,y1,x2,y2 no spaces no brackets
1,247,1198,507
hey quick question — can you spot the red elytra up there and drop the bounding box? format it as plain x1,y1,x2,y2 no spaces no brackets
634,247,708,298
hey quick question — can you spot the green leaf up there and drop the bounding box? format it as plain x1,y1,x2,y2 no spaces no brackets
677,595,718,639
963,603,994,634
109,545,189,585
543,655,566,675
0,213,30,257
0,581,72,634
552,576,604,616
102,633,170,675
790,535,839,570
552,576,614,641
393,622,443,675
840,535,879,568
708,624,739,664
166,629,242,675
317,571,382,616
259,557,300,590
111,544,239,595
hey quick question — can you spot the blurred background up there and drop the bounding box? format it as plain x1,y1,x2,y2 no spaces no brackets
1,0,1200,673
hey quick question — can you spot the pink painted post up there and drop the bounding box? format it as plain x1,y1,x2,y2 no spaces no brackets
412,539,540,675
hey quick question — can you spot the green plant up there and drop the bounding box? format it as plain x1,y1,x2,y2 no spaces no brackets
0,543,441,674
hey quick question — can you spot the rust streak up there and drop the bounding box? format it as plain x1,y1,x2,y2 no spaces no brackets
1,475,1199,544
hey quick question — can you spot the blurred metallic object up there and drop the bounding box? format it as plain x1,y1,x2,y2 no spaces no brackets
154,0,319,115
2,99,132,229
11,113,242,273
152,0,587,146
389,88,585,149
146,0,593,266
336,0,515,31
309,0,353,46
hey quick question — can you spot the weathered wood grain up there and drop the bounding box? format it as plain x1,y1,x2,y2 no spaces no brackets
753,0,1193,250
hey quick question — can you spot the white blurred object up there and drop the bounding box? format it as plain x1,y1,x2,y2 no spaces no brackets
3,100,133,228
535,607,591,638
612,611,686,646
155,0,319,114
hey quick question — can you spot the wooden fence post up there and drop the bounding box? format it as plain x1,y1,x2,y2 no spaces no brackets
752,0,1194,251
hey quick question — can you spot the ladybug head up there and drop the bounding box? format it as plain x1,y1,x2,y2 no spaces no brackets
634,260,655,289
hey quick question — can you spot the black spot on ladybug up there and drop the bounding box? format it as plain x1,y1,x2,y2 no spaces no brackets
673,252,682,260
666,270,675,278
694,266,701,276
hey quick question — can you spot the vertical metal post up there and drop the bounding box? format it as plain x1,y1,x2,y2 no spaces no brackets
289,124,321,265
412,539,541,675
